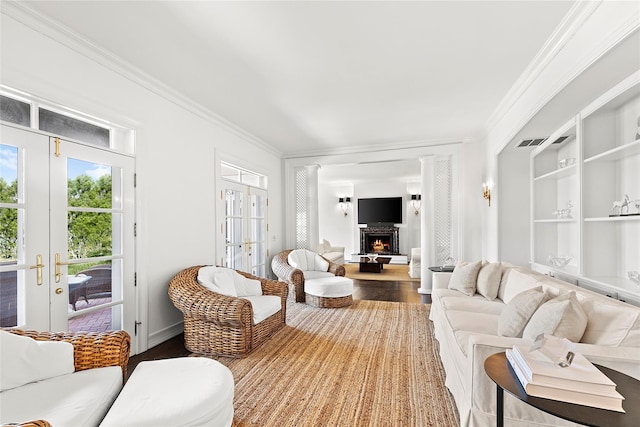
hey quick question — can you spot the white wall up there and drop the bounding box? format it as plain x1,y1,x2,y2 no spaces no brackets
483,1,640,262
1,13,283,351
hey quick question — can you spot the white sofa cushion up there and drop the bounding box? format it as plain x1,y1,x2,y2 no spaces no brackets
439,295,504,316
100,358,234,427
497,286,548,337
523,291,588,342
580,298,640,347
476,262,502,300
500,269,541,303
242,295,282,324
305,277,353,298
288,249,329,271
301,270,334,280
444,310,500,356
448,260,482,296
0,331,74,392
0,366,122,427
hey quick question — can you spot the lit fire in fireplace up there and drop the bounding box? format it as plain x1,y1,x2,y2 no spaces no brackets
372,239,389,252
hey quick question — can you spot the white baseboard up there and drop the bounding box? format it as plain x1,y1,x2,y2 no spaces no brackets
148,322,184,349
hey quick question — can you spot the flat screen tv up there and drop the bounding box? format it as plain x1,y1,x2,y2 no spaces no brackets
357,197,403,225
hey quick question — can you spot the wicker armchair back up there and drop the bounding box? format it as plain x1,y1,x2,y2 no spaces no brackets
271,250,346,303
168,266,288,358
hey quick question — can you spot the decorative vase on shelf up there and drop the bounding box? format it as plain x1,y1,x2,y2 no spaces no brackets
548,255,572,268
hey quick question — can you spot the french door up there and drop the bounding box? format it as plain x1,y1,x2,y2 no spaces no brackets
0,124,135,341
223,182,267,277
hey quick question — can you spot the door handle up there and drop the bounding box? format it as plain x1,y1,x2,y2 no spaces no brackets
55,253,73,283
29,254,45,285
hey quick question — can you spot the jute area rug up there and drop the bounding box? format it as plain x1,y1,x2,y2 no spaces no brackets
213,300,459,427
343,263,420,282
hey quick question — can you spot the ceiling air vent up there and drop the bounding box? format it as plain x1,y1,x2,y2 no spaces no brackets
517,138,547,148
551,136,570,144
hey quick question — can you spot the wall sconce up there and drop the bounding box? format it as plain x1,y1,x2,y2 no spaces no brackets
483,183,491,207
338,197,351,216
410,194,421,215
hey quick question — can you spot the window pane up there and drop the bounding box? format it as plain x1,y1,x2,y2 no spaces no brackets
0,269,18,327
0,145,18,203
67,158,112,208
225,189,243,217
225,245,242,270
0,208,18,262
68,262,113,312
39,108,109,147
68,212,112,259
0,95,31,127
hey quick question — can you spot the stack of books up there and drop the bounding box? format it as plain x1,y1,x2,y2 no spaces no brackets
505,343,625,412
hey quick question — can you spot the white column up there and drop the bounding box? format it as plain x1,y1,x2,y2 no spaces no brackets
418,156,435,294
305,164,320,251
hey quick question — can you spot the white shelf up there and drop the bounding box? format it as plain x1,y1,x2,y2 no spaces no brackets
534,219,575,223
584,215,640,222
534,163,577,181
584,139,640,163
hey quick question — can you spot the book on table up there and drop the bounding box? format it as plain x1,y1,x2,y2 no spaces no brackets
505,345,625,413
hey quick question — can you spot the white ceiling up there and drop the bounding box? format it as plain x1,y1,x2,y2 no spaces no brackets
21,0,576,159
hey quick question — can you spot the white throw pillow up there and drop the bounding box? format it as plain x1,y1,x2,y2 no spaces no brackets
523,291,588,342
497,286,548,338
0,331,74,391
197,266,237,297
501,269,541,304
448,260,482,296
476,262,502,300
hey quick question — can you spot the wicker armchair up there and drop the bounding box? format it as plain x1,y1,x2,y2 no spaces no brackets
271,249,346,303
1,329,131,427
168,266,288,358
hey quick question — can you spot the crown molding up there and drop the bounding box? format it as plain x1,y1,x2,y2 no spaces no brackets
484,0,603,136
1,0,282,157
283,136,468,160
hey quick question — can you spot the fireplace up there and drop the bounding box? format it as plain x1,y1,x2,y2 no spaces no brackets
360,226,399,254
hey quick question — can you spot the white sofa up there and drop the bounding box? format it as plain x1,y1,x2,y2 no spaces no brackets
316,238,345,264
429,262,640,427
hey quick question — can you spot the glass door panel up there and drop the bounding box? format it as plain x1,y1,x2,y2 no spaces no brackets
49,138,134,338
0,125,50,330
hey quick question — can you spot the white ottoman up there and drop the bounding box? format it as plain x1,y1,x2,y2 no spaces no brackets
305,276,354,308
99,357,234,427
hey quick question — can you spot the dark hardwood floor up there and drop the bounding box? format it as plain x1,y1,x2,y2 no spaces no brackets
127,278,430,377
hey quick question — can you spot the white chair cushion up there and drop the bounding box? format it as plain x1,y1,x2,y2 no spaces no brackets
100,358,234,427
233,274,262,297
0,331,74,392
288,249,329,271
305,277,353,298
1,366,122,427
197,266,237,297
242,295,282,324
301,270,334,280
197,267,262,297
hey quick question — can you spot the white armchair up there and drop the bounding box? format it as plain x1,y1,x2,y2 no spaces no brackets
408,247,421,278
316,239,345,265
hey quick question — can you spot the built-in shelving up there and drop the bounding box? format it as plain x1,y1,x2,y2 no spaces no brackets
530,71,640,306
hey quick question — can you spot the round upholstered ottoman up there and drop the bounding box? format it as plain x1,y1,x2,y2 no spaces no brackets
305,276,354,308
99,357,234,427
